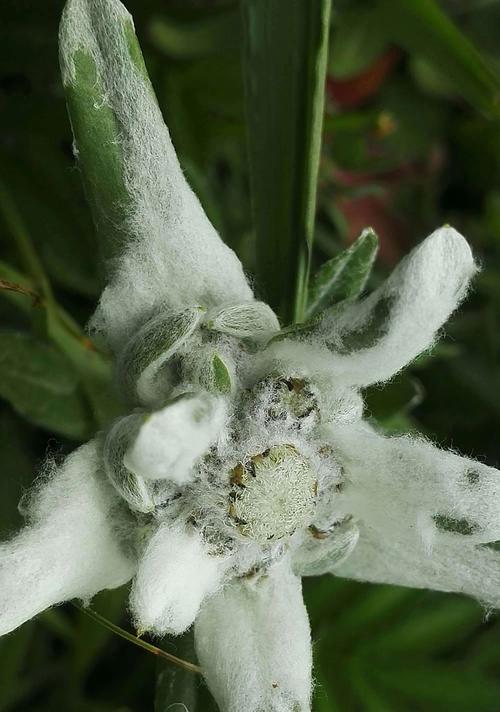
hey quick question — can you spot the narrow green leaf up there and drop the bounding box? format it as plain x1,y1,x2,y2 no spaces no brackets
306,228,378,318
72,593,201,679
241,0,332,324
373,0,500,116
0,331,92,439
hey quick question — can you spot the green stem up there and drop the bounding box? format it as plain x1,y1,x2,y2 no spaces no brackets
71,603,202,675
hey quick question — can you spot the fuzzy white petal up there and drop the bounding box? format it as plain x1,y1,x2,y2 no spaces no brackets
310,226,476,386
327,422,500,603
330,422,500,545
130,524,227,636
0,441,134,636
60,0,253,352
195,556,312,712
124,393,227,484
335,528,500,608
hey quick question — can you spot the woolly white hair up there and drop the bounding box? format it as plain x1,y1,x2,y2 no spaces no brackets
124,393,228,484
59,0,254,352
0,441,135,636
195,556,312,712
0,4,494,712
306,421,500,604
130,523,228,636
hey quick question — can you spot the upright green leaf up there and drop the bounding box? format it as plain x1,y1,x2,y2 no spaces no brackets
241,0,332,324
306,227,378,318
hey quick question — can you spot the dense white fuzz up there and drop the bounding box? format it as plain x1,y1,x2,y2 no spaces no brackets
293,518,360,577
328,422,500,547
130,524,227,636
335,527,500,608
310,226,477,386
229,445,317,544
124,393,227,484
207,302,280,341
195,556,312,712
60,0,253,352
325,422,500,600
0,442,134,636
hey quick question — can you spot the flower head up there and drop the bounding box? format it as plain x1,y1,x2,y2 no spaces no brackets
1,2,500,712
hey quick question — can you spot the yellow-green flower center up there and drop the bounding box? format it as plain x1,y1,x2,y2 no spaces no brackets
228,444,317,544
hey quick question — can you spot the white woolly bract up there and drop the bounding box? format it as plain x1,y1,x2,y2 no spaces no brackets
329,422,500,545
130,523,227,636
195,556,312,712
336,526,500,608
306,226,476,386
59,0,253,352
0,441,134,636
124,393,227,484
327,421,500,605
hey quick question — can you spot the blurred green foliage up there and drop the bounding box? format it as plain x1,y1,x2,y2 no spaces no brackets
2,0,500,710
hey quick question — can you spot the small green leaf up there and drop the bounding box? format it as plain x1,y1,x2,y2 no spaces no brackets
211,353,233,394
306,228,379,319
0,331,91,439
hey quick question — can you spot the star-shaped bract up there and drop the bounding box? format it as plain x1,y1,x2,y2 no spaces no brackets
1,2,499,712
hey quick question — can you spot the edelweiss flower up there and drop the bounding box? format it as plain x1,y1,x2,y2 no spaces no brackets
2,1,500,711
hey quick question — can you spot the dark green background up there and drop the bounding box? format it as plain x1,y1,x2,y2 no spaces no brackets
2,0,500,709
